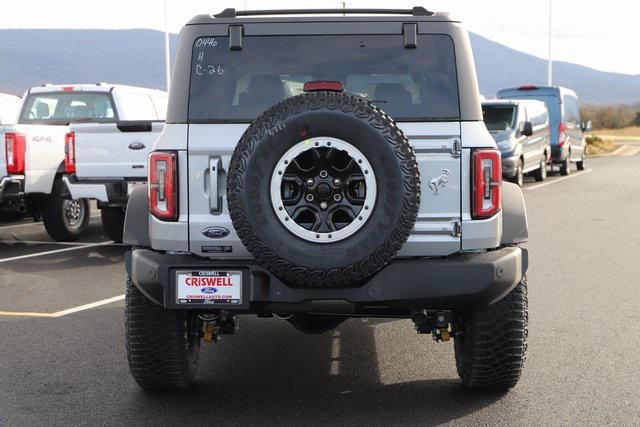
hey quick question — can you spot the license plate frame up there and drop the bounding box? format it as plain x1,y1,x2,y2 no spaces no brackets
174,270,243,306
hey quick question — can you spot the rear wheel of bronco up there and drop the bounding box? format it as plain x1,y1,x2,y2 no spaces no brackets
42,179,89,242
101,207,125,243
227,91,420,288
454,277,528,390
577,154,586,171
125,277,201,389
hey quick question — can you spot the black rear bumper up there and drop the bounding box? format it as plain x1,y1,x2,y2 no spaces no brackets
126,246,527,314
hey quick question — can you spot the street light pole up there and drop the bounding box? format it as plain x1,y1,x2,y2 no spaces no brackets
163,0,171,92
547,0,553,86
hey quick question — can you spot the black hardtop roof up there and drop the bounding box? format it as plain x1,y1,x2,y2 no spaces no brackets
186,7,456,25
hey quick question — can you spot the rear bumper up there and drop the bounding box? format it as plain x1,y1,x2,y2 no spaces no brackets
63,175,144,206
126,246,528,314
550,145,569,162
0,175,24,201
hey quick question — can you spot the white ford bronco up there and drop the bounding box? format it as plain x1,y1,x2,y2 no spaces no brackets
124,7,529,391
0,83,167,241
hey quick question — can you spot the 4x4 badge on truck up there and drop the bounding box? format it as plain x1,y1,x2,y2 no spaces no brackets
428,169,450,195
202,226,230,239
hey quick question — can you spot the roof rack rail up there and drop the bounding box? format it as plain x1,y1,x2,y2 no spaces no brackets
214,7,433,19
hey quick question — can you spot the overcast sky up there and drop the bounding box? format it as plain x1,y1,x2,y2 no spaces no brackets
2,0,639,75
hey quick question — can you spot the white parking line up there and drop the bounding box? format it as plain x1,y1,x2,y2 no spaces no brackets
0,240,84,246
0,241,116,263
526,169,592,191
0,294,125,318
0,213,102,230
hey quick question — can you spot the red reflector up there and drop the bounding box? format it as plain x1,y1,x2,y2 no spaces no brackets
303,81,344,92
472,149,501,219
148,151,177,221
64,131,76,174
5,132,26,174
63,86,74,92
518,84,539,91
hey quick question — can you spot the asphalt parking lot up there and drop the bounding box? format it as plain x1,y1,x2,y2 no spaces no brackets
1,155,639,425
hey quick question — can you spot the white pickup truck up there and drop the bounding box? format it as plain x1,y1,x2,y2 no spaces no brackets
0,92,23,217
0,83,167,241
63,119,165,241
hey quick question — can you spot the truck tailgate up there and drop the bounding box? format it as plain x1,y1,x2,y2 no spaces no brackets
72,121,164,179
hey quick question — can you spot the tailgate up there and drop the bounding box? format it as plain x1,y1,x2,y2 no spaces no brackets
73,121,164,179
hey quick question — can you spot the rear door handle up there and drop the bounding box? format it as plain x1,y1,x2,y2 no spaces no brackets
209,157,222,213
128,142,145,150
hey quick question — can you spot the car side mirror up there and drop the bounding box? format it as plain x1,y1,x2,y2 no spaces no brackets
582,120,592,132
521,121,533,137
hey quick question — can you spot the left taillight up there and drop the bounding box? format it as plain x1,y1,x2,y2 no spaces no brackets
472,149,502,219
5,132,26,174
148,151,177,221
64,131,76,173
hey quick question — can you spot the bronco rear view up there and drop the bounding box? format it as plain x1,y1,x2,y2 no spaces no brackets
123,7,529,390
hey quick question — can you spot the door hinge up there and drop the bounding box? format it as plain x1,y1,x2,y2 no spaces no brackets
451,139,462,157
452,221,462,237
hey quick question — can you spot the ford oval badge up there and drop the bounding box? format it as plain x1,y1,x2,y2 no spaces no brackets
201,287,218,294
202,226,230,239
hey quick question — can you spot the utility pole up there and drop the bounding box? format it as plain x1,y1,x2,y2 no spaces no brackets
163,0,171,92
547,0,553,86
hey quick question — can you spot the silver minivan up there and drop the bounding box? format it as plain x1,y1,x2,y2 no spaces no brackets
482,99,551,186
497,85,591,175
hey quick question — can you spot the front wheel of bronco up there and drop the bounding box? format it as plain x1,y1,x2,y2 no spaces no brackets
125,277,201,389
454,277,528,390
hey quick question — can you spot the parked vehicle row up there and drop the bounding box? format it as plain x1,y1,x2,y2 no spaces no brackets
0,83,167,241
482,85,591,186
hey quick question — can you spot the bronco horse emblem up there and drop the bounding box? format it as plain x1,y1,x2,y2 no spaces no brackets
428,169,450,195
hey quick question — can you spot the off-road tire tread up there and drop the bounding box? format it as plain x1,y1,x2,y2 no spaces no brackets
227,91,420,288
125,277,199,389
454,277,528,390
101,207,125,243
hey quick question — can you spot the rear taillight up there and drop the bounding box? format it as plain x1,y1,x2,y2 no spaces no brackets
64,131,76,173
5,132,26,174
148,151,177,221
473,149,501,219
558,122,566,147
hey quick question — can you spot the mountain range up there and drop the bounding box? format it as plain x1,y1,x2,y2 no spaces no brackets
1,29,638,104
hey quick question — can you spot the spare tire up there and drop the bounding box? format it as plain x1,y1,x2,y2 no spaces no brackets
227,91,420,288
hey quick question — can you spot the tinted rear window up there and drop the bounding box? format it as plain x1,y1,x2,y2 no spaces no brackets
188,34,460,122
19,92,116,125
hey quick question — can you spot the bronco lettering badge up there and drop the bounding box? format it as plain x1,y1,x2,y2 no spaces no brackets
202,226,230,239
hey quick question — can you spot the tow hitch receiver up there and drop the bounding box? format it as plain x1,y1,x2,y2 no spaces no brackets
200,313,238,343
411,310,455,342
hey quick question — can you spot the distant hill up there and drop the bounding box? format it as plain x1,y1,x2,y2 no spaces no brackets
1,29,639,104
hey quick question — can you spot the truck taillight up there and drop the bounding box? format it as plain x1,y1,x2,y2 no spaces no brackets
5,132,26,174
558,122,566,147
148,151,177,221
64,131,76,173
472,149,501,219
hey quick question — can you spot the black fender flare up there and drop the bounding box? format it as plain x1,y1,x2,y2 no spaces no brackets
501,182,528,244
123,186,150,247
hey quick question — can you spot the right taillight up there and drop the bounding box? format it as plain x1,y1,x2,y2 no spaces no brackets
5,132,26,174
473,149,501,219
148,151,177,221
558,122,566,147
64,131,76,173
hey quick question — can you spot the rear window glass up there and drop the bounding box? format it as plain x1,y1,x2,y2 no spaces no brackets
482,105,516,131
188,34,460,122
19,92,116,125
